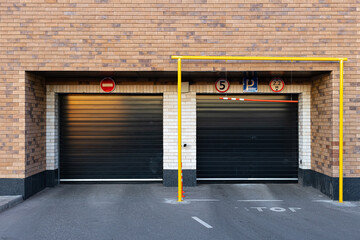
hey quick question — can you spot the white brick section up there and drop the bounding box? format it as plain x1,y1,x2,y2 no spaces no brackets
46,87,58,170
298,89,311,169
163,92,196,170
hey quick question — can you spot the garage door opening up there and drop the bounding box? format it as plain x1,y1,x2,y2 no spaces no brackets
59,94,163,182
196,94,298,182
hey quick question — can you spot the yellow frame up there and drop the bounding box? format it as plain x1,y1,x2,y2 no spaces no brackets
171,55,347,203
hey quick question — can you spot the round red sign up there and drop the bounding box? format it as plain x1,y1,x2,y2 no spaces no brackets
100,77,115,92
215,78,230,93
269,77,285,92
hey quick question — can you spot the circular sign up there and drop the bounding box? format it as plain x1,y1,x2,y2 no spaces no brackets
100,77,115,92
215,78,230,93
269,77,285,92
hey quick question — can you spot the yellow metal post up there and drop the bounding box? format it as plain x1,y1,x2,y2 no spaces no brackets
339,60,344,203
177,59,183,202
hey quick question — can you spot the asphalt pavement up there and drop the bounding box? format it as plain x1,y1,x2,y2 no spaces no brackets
0,184,359,240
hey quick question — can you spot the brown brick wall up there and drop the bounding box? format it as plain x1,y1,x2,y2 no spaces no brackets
311,73,334,177
25,72,46,177
0,0,359,178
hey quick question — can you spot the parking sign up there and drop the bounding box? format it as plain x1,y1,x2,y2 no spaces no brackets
243,72,258,92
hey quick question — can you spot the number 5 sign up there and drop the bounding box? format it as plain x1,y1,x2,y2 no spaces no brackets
215,78,230,93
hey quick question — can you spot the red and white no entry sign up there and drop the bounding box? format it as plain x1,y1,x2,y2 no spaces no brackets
100,77,115,92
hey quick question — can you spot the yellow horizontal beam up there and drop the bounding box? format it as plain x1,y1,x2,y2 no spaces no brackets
171,56,347,62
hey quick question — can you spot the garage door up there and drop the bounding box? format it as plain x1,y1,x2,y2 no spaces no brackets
59,94,163,180
197,95,298,180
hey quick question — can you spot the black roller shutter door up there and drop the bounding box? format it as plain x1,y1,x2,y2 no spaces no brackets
60,94,163,180
197,95,298,180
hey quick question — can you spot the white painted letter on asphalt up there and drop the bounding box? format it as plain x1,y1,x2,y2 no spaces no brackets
250,207,267,212
270,207,286,212
288,207,302,212
248,207,302,212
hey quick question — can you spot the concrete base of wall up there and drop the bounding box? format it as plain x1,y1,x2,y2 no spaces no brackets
45,169,59,187
24,171,46,199
0,170,59,199
299,169,360,201
163,170,196,187
0,178,25,196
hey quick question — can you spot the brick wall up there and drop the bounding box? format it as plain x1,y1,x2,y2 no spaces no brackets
25,72,46,177
0,0,359,179
311,72,356,178
0,71,25,179
311,74,333,176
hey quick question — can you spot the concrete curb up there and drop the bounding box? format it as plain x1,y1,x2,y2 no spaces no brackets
0,196,23,214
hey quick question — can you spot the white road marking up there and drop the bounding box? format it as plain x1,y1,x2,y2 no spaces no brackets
238,200,283,202
250,207,267,212
248,207,302,212
163,198,219,204
312,200,359,207
163,199,190,204
312,200,333,203
192,217,213,229
188,199,219,202
270,207,286,212
289,207,302,212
